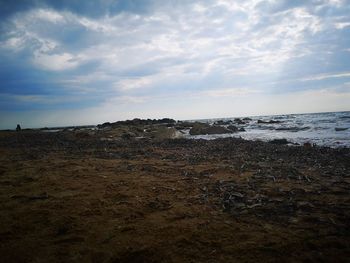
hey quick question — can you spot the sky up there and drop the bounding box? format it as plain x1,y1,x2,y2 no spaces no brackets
0,0,350,129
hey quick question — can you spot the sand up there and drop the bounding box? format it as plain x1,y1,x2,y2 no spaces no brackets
0,130,349,262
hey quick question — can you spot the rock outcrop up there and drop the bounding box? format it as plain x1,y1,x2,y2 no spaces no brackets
258,120,282,124
190,123,233,135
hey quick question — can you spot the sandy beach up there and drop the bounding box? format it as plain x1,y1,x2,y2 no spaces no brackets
0,122,349,263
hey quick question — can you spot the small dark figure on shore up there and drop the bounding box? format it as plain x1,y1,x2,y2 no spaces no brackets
16,124,21,131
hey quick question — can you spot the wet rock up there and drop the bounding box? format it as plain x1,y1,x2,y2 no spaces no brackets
234,118,245,124
269,139,289,145
97,118,176,129
214,120,232,125
190,124,233,135
227,125,238,132
149,127,177,140
335,127,348,131
276,126,310,132
258,120,282,124
303,142,312,148
242,117,252,121
174,121,195,130
98,122,112,129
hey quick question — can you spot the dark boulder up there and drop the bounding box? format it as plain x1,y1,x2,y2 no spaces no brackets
175,121,195,130
276,126,309,132
214,120,232,125
97,122,112,129
189,123,210,135
234,118,245,124
97,118,176,129
227,125,238,132
269,139,289,145
335,127,348,131
190,123,233,135
303,142,312,148
258,120,282,124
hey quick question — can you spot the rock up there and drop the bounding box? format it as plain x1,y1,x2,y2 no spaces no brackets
269,139,289,145
121,132,134,140
258,120,282,124
242,117,252,121
75,132,90,138
189,122,210,135
234,118,245,124
97,118,176,129
303,142,312,148
189,123,233,135
214,120,232,125
149,127,177,140
335,127,348,131
276,126,309,131
175,121,196,130
227,125,238,132
204,126,233,135
97,122,112,129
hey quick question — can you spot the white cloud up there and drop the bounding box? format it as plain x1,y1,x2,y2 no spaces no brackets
0,0,349,127
201,87,260,97
33,52,80,71
34,9,66,24
334,22,350,29
114,78,154,91
106,95,149,104
300,72,350,81
2,3,327,76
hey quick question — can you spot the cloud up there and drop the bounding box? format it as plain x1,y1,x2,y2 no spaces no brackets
201,88,260,97
33,52,81,71
300,72,350,81
0,0,349,127
334,22,350,29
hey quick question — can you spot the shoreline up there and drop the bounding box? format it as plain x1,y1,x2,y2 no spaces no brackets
0,129,349,262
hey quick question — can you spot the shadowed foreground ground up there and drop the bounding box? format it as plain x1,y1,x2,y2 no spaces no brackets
0,130,349,262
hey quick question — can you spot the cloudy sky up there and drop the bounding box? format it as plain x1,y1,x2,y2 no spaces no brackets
0,0,350,128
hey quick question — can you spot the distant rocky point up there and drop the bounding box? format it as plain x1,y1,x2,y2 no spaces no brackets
97,118,176,129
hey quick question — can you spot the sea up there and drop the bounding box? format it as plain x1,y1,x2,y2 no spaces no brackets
185,111,350,148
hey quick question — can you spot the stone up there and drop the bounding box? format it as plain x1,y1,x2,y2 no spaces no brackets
189,124,233,135
269,139,289,145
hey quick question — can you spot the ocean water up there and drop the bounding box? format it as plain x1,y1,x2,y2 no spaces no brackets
185,111,350,148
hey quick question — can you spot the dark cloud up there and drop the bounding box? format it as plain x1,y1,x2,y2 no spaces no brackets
0,0,155,20
0,0,38,19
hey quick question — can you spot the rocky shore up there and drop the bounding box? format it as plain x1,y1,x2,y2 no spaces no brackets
0,119,349,262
